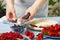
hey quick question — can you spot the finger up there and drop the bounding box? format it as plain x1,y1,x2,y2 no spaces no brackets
20,18,25,22
21,14,27,19
22,19,28,22
27,15,34,21
6,12,13,22
19,18,23,23
12,10,17,20
7,17,16,22
20,12,30,22
20,17,27,22
6,12,17,23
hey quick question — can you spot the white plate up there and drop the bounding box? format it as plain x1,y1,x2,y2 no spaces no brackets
44,35,60,38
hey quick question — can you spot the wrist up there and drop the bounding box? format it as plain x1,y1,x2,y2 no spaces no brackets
7,5,14,10
31,6,38,11
7,5,14,9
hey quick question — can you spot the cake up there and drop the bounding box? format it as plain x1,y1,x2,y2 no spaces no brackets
28,18,58,30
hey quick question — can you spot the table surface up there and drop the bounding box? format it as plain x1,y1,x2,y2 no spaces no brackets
0,17,60,40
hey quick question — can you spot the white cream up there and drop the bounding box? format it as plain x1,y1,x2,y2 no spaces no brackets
35,19,58,27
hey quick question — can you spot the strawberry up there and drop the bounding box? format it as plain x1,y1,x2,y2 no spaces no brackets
36,34,43,40
55,32,58,36
54,26,58,31
48,31,55,36
48,27,54,31
29,32,34,39
57,31,60,36
42,28,47,34
25,30,34,39
25,30,30,36
36,37,41,40
18,34,23,39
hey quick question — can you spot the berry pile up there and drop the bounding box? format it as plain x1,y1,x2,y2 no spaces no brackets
1,24,60,40
35,24,60,40
42,24,60,37
0,32,23,40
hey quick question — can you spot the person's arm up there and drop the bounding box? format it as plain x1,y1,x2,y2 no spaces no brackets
6,0,14,8
6,0,17,22
32,0,47,10
20,0,47,22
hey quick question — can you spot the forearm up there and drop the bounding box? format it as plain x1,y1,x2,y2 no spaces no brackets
32,0,47,10
6,0,14,8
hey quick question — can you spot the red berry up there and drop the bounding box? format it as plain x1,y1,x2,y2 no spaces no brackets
48,31,55,36
25,30,30,36
42,28,47,34
36,37,41,40
36,34,43,40
48,27,54,31
29,32,34,39
18,34,23,39
57,31,60,36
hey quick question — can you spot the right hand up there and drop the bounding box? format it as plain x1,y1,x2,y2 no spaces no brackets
6,8,17,22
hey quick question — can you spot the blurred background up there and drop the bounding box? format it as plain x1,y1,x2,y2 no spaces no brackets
48,0,60,16
0,0,6,18
0,0,60,18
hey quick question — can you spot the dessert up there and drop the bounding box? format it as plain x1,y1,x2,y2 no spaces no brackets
28,18,58,30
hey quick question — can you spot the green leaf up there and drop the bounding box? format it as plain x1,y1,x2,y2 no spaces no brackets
49,0,56,5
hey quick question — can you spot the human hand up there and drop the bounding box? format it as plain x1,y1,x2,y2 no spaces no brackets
6,8,17,22
20,7,36,22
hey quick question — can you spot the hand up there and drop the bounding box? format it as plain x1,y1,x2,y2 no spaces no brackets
6,8,17,22
20,7,36,22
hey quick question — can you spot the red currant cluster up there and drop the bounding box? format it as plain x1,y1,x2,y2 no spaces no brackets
0,32,23,40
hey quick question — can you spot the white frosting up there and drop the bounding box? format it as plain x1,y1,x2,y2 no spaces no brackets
35,19,58,27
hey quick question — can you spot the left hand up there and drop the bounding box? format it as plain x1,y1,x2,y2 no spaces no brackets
20,6,37,22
